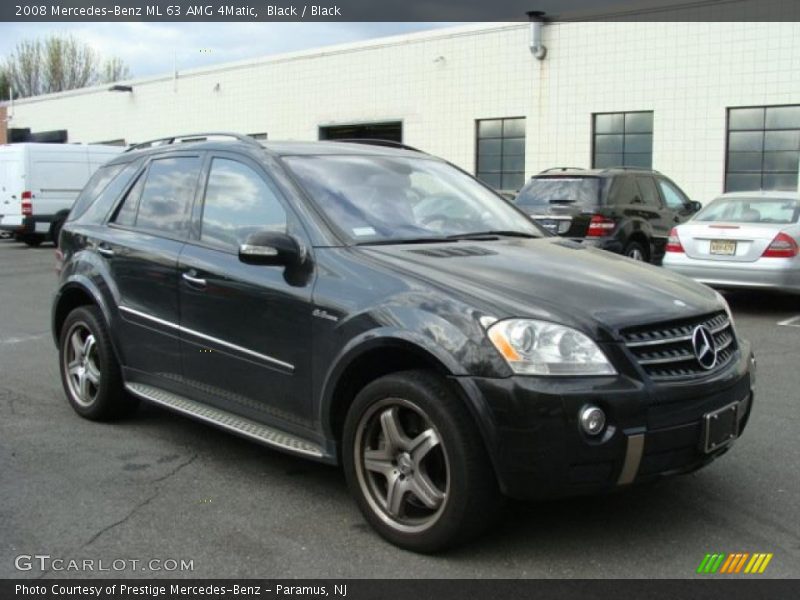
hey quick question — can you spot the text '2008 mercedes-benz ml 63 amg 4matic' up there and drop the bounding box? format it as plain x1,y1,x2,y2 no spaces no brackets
53,133,755,552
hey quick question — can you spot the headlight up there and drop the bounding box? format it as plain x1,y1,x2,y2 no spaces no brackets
486,319,616,376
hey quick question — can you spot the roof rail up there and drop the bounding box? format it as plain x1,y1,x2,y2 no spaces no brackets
600,166,660,173
538,167,586,174
125,132,262,153
331,138,426,153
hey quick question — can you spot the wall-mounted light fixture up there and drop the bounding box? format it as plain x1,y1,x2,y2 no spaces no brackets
527,11,548,60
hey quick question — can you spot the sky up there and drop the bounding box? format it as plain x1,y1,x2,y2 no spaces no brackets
0,22,459,80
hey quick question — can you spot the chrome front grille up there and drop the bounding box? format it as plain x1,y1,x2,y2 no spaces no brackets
621,312,737,381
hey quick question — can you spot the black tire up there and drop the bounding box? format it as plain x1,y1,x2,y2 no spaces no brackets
623,240,648,262
58,305,138,421
342,370,502,552
50,218,65,247
22,235,44,248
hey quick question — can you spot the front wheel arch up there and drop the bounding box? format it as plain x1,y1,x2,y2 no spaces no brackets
322,339,504,492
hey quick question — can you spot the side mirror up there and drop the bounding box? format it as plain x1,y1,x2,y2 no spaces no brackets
687,200,703,213
239,231,306,267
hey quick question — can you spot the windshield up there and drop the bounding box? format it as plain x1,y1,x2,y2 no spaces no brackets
695,197,800,224
284,155,542,243
516,177,602,209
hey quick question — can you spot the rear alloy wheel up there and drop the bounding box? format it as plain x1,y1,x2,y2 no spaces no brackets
624,241,648,262
59,306,138,420
343,370,501,552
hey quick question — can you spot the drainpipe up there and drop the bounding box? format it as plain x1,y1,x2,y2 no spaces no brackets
527,11,547,60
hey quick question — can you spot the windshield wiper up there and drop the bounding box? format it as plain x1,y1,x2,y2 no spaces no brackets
549,198,576,203
445,230,539,241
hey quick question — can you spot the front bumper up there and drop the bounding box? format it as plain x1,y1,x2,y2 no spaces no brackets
462,340,754,500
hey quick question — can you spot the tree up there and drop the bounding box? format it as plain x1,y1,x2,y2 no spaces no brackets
0,67,9,101
4,34,131,98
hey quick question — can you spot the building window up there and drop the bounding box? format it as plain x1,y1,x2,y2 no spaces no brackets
319,122,402,142
725,105,800,192
592,111,653,169
476,117,525,191
247,133,268,140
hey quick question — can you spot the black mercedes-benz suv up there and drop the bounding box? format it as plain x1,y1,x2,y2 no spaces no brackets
53,134,754,552
515,167,702,264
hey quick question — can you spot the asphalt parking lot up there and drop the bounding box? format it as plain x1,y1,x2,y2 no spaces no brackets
1,238,798,579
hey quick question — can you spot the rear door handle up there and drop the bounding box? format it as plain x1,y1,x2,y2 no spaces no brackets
96,245,114,258
182,271,207,288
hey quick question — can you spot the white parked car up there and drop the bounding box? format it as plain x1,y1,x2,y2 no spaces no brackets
663,191,800,293
0,143,123,246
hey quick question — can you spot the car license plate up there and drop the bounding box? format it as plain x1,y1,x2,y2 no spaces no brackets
703,402,738,453
710,239,737,255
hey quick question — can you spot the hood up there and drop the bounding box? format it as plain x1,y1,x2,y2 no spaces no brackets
358,237,722,339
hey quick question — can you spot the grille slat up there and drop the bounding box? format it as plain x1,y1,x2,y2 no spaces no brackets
621,311,738,382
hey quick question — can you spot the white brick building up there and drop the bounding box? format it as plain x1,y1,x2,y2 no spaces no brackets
4,20,800,202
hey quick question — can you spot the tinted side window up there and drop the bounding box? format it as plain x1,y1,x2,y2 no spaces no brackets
200,158,287,250
135,156,201,236
658,178,688,209
68,163,126,221
112,172,145,227
636,176,661,207
607,176,639,205
80,160,142,224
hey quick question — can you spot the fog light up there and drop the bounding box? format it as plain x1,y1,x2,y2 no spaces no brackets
579,405,606,436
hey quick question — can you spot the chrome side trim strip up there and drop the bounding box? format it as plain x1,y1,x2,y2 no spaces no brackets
119,304,179,331
126,382,322,458
118,305,294,372
617,432,645,485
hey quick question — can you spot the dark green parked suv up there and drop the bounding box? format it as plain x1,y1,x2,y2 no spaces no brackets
53,134,754,552
516,167,702,264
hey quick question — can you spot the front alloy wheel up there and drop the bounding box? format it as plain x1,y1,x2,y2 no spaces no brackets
355,398,450,533
343,370,501,552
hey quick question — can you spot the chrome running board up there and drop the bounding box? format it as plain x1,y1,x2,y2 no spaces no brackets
126,382,324,458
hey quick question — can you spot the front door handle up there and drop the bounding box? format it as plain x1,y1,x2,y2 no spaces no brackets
182,271,207,288
96,245,114,258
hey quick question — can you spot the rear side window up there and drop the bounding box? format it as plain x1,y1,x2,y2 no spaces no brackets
112,172,145,227
635,176,662,207
200,158,287,250
658,178,688,209
607,176,639,205
115,156,201,236
516,177,602,209
68,163,127,221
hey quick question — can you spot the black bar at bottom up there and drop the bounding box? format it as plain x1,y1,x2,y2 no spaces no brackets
3,579,798,600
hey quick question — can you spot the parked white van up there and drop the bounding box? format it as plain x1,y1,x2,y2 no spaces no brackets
0,143,123,246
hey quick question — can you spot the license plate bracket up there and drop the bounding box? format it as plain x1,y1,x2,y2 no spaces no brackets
703,402,738,453
710,239,737,255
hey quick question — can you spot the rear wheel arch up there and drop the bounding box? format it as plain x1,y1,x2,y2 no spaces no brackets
53,282,113,344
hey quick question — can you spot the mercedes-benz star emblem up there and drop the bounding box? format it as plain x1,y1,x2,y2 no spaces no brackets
692,325,717,370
